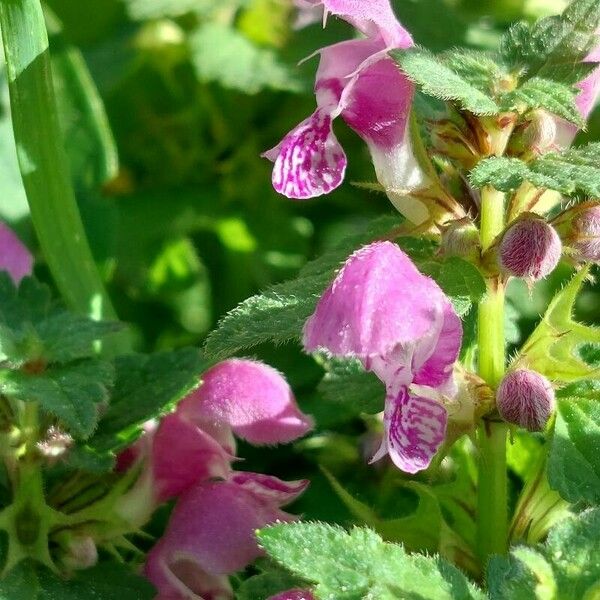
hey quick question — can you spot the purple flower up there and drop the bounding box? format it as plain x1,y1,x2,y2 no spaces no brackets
0,222,33,284
145,474,308,600
264,1,432,223
304,241,462,473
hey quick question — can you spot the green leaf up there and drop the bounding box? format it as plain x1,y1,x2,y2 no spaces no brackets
518,267,600,382
0,560,155,599
0,275,122,365
237,568,306,600
487,509,600,600
500,77,583,126
0,359,113,439
90,348,206,453
420,257,487,317
189,23,301,94
390,48,500,115
470,144,600,198
500,0,600,85
441,49,509,96
488,547,556,600
204,216,402,360
548,396,600,504
317,359,384,416
258,522,484,600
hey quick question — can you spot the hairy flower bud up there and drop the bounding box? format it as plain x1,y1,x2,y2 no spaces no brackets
496,369,555,432
552,201,600,263
499,216,562,280
507,109,558,158
60,534,98,571
440,217,481,262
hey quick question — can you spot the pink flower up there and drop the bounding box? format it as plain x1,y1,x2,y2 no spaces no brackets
0,222,33,283
116,359,313,524
145,474,308,600
178,359,314,447
265,1,431,223
304,241,462,473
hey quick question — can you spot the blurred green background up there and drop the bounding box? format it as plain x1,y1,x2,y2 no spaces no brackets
1,0,598,546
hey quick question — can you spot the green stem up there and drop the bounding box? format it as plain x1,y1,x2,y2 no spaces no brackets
0,0,116,322
477,186,508,566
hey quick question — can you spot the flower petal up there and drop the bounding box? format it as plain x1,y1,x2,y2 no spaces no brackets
0,222,33,284
413,300,462,390
266,108,347,199
229,472,309,506
152,413,233,502
377,386,447,474
178,359,313,446
303,241,446,360
145,479,300,596
319,0,413,47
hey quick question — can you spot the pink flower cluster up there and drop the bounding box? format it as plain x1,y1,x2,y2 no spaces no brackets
304,241,462,474
264,0,433,224
117,359,313,599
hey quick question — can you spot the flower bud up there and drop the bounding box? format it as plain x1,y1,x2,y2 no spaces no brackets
507,109,558,158
440,217,481,262
552,201,600,263
499,216,562,280
430,119,479,169
496,369,555,432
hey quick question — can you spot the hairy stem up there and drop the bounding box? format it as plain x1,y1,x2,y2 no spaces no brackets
477,186,508,566
0,0,119,325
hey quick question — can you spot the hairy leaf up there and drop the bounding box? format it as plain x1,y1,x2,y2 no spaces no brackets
0,360,113,439
391,48,500,115
500,0,600,85
258,522,483,600
470,144,600,198
500,77,583,126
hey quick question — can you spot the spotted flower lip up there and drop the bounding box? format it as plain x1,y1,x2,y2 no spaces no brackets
0,222,33,284
145,475,308,600
303,241,462,473
265,0,430,221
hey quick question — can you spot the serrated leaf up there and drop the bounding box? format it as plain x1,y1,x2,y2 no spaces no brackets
548,396,600,504
441,49,509,96
89,348,206,453
258,522,483,600
391,48,500,115
470,144,600,197
0,360,113,439
501,77,584,126
189,22,301,94
488,509,600,600
500,0,600,85
0,275,122,365
518,267,600,382
204,216,403,360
